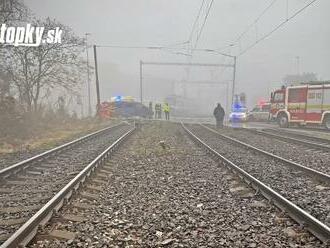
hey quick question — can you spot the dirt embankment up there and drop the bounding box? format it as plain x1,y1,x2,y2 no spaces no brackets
0,118,118,170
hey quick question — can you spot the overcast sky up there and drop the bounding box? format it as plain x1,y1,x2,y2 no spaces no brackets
25,0,330,109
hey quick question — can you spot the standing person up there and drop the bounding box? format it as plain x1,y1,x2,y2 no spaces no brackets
155,103,159,119
148,102,153,119
213,103,225,128
163,102,170,120
158,103,162,119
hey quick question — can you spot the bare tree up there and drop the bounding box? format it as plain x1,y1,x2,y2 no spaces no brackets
0,0,30,101
0,69,10,100
0,0,29,24
3,18,86,112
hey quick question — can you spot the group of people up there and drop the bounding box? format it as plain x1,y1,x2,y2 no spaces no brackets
148,101,224,126
149,102,170,120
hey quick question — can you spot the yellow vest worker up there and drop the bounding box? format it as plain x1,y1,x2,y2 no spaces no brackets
163,103,170,120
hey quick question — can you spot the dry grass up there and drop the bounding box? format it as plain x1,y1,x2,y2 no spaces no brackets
0,119,116,154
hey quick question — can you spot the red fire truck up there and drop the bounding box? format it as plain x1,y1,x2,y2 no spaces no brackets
270,82,330,129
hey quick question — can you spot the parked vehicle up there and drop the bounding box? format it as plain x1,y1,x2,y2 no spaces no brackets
270,81,330,128
229,107,248,122
98,96,150,119
248,103,270,122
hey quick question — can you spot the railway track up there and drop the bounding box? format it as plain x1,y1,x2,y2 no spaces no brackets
298,126,330,133
0,123,125,178
182,123,330,243
25,122,325,247
256,128,330,149
0,122,135,247
207,124,330,176
0,122,115,171
2,121,329,246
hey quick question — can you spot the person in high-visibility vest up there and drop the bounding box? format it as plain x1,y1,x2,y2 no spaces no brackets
163,102,170,120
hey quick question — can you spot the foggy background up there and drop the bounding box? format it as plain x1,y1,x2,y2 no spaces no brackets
25,0,330,115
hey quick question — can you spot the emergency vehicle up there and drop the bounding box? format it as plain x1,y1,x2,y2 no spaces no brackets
248,102,270,122
98,96,150,119
229,93,248,122
270,81,330,129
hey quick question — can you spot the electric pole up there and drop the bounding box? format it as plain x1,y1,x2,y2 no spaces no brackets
140,60,143,103
93,45,101,114
85,33,91,117
231,56,237,108
296,56,300,75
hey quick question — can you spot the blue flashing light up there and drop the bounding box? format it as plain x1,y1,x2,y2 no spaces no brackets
232,102,243,112
114,95,122,102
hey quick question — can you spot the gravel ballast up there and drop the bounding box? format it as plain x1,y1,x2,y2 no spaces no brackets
189,124,330,226
212,126,330,175
0,124,132,243
30,122,324,247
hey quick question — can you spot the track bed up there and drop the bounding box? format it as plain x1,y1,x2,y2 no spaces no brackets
29,122,323,247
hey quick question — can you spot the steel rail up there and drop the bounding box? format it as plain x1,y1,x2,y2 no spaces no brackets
1,124,136,248
299,126,330,133
200,124,330,183
248,128,330,152
0,122,125,179
260,127,330,145
181,123,330,243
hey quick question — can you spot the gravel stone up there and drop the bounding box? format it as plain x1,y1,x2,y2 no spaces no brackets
0,124,131,244
192,124,330,224
29,122,325,247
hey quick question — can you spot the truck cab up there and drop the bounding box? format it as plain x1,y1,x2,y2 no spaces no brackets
270,88,286,126
270,82,330,129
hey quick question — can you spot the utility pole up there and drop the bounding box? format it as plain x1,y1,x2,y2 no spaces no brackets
93,45,101,114
226,81,229,123
231,56,237,107
296,56,300,75
85,33,91,117
206,50,237,107
140,60,143,103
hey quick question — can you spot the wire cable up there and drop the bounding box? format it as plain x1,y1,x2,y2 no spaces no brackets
239,0,319,56
188,0,206,44
193,0,214,50
235,0,278,43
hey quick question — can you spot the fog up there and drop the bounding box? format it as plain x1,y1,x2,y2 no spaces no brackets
25,0,330,114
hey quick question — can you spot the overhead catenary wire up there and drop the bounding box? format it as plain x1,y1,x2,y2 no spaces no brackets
234,0,278,43
95,44,192,57
186,0,215,81
165,40,190,48
238,0,319,56
94,43,235,59
188,0,206,44
187,0,215,55
94,2,317,58
185,0,207,81
193,0,214,51
96,45,164,49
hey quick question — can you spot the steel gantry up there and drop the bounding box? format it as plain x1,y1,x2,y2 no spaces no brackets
139,60,236,107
